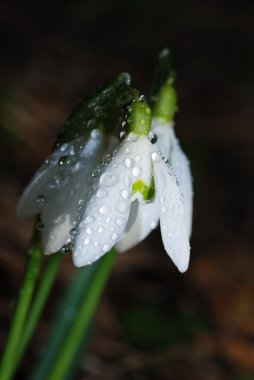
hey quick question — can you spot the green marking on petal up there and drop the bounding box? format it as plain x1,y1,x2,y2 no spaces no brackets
153,84,177,123
132,178,155,201
127,101,152,136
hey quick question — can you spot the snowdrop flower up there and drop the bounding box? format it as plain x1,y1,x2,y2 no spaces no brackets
73,101,190,272
17,129,118,254
117,84,193,257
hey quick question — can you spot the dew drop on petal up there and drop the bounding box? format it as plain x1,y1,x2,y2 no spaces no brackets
84,237,90,245
90,128,101,139
151,152,160,163
120,189,131,200
124,157,134,169
86,227,93,235
120,131,126,140
125,147,132,155
100,171,119,187
112,233,119,241
97,226,104,233
148,132,157,144
96,188,107,198
99,205,109,215
84,215,94,224
103,243,111,252
106,217,111,223
116,201,128,213
115,217,125,226
132,167,142,177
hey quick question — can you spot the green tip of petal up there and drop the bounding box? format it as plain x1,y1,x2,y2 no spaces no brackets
132,178,155,201
153,84,177,123
127,101,152,136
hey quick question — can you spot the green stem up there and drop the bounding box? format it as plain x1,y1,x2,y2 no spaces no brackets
15,253,61,365
46,249,117,380
0,235,43,380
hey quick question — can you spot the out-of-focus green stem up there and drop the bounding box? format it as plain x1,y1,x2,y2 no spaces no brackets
15,253,61,365
0,235,43,380
46,249,117,380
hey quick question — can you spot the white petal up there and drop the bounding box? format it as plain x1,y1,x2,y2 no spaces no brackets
116,198,159,252
171,133,193,237
153,155,190,273
152,120,174,158
73,141,132,266
16,141,77,217
42,134,117,254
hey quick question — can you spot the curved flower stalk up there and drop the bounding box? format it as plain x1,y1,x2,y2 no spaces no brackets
73,101,190,272
117,83,193,255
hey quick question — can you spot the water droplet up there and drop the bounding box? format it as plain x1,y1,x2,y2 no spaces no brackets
91,128,101,139
160,196,165,203
121,121,127,127
99,205,109,215
140,119,145,125
120,189,131,200
163,156,168,163
124,157,134,169
96,188,107,198
97,226,104,233
135,155,141,162
84,215,94,224
37,194,45,203
94,240,100,247
106,217,111,223
132,167,142,177
116,201,128,213
58,155,70,167
152,152,160,163
74,215,81,225
103,243,110,252
148,132,157,144
139,94,146,102
125,147,132,155
112,233,119,241
70,228,77,238
120,131,126,140
86,227,93,234
100,171,119,187
116,217,125,226
84,237,90,245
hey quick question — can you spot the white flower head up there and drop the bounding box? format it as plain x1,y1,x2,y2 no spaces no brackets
73,101,190,272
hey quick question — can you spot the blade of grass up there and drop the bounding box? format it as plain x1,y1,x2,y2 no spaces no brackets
0,234,43,380
15,252,61,366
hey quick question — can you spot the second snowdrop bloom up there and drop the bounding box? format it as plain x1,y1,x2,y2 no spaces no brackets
73,101,190,272
117,83,193,254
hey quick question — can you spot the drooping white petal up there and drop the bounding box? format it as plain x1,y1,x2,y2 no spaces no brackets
153,153,190,273
171,133,193,237
41,134,118,254
116,198,159,252
152,120,174,158
73,135,153,267
16,140,78,217
153,120,193,237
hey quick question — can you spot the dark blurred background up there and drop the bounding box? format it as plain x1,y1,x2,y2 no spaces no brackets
1,0,254,379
